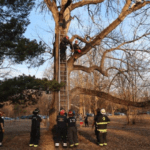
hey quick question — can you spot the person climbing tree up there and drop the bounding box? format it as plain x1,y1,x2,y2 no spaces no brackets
73,40,81,59
60,36,72,62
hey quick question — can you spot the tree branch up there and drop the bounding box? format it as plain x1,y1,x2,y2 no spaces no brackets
71,0,104,11
70,87,150,107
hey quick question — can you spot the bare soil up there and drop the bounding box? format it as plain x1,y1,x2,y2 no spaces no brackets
1,116,150,150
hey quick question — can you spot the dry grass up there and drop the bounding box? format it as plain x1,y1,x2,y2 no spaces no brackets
1,115,150,150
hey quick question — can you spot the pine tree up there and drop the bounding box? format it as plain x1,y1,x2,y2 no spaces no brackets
0,0,46,67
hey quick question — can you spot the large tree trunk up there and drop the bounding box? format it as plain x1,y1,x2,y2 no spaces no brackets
49,29,59,129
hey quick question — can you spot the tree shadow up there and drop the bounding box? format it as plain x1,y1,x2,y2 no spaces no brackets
78,130,97,145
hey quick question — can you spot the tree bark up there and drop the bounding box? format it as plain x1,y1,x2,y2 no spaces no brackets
49,30,59,129
70,87,150,108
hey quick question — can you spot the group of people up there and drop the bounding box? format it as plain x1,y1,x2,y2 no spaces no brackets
53,36,82,61
55,109,79,148
0,107,110,148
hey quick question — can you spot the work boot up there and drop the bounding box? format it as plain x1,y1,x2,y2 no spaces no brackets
63,143,67,148
99,143,103,146
55,143,59,147
74,143,79,147
0,142,2,147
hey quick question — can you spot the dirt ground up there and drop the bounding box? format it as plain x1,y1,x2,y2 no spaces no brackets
1,115,150,150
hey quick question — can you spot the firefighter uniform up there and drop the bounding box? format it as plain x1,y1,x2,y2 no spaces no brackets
29,108,42,147
60,36,72,61
67,111,79,147
95,109,110,146
0,112,4,147
55,110,67,147
73,40,81,59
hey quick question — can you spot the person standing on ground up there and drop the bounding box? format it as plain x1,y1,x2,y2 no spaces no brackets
67,110,79,148
55,109,68,148
92,108,110,147
0,112,4,147
84,115,89,127
29,108,42,148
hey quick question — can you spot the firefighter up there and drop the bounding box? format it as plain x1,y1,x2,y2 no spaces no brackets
73,40,81,59
60,36,72,61
0,111,4,147
67,110,79,148
55,109,67,148
29,108,42,147
92,108,110,146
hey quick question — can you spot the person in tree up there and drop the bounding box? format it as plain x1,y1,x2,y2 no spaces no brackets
29,108,42,147
67,110,79,148
55,109,68,148
92,108,110,147
0,112,4,147
60,36,72,61
73,40,81,59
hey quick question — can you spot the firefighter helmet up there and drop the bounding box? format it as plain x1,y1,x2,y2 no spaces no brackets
68,111,73,115
33,108,40,114
68,111,73,117
78,49,81,53
60,109,65,116
101,109,106,115
66,36,69,39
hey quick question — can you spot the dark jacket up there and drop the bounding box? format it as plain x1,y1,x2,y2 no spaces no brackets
73,43,80,53
60,37,72,53
56,115,67,128
67,117,76,127
31,114,42,131
94,114,110,132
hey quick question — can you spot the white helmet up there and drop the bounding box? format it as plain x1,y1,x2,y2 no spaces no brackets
101,109,106,115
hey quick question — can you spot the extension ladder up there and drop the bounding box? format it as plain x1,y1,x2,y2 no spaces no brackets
58,30,69,112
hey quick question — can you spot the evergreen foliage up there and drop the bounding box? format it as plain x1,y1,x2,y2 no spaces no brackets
0,0,46,67
0,75,65,105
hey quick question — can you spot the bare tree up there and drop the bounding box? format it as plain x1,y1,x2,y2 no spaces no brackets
38,0,150,127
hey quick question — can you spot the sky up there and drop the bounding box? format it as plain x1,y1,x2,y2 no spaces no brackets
12,3,55,79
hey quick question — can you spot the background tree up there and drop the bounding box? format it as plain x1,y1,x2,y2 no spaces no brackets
0,0,47,77
0,75,65,107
